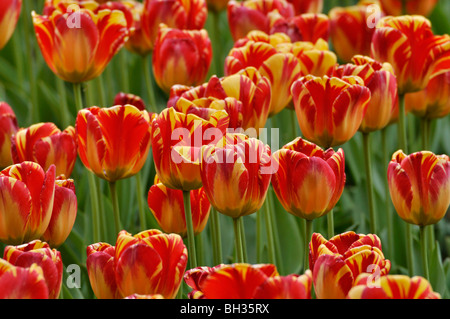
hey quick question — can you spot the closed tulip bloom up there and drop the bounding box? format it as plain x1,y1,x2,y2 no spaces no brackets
286,0,322,15
0,102,19,169
333,55,398,133
183,264,227,299
11,123,77,178
151,105,229,191
309,231,391,299
114,230,188,299
387,150,450,226
291,75,371,148
113,92,147,111
152,25,212,93
329,1,384,63
347,273,441,299
227,0,294,42
379,0,438,16
405,71,450,120
0,0,22,50
253,271,312,299
0,259,49,299
142,0,207,51
225,31,301,116
371,15,450,95
76,104,152,182
147,180,211,237
271,137,345,221
269,12,330,43
33,2,130,83
200,134,272,219
0,162,56,245
41,178,77,248
3,240,63,299
121,0,151,56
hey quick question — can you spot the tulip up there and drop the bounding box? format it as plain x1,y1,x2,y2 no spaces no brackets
329,1,384,63
113,92,147,111
41,178,77,248
286,0,322,15
11,123,77,178
0,259,49,299
379,0,438,16
32,2,130,83
0,0,22,50
124,293,164,299
183,264,227,299
152,25,212,93
120,0,151,56
291,75,371,148
76,104,152,182
168,67,272,133
114,230,188,299
225,31,301,116
0,162,56,245
141,0,207,51
147,180,211,237
0,102,19,169
371,15,450,95
3,240,63,299
269,12,330,43
347,273,441,299
227,0,294,42
309,231,391,299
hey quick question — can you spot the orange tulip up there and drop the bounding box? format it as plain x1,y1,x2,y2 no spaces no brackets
333,55,398,133
379,0,438,16
227,0,294,42
0,102,19,169
0,259,49,299
76,104,152,182
3,240,63,299
269,12,329,43
11,122,77,178
371,15,450,95
347,273,441,299
0,0,22,50
152,25,212,93
387,150,450,226
33,2,130,83
271,137,345,221
147,180,211,237
0,162,56,245
291,75,371,148
142,0,207,51
405,71,450,120
309,231,391,299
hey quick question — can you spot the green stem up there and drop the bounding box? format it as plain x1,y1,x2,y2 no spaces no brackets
406,223,414,276
212,11,223,77
422,118,430,150
420,225,429,280
327,209,334,239
56,78,71,128
108,181,122,235
398,94,408,153
263,194,276,265
183,190,197,269
195,232,204,266
239,217,248,262
24,0,39,124
382,128,394,258
135,172,147,231
142,54,157,113
210,207,223,265
233,217,245,263
87,172,101,243
73,83,84,112
119,50,129,93
363,132,376,234
304,219,313,271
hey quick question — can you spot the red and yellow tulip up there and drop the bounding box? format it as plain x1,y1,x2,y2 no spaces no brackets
76,104,152,182
152,25,212,93
387,150,450,226
200,133,272,219
120,0,150,56
33,1,130,83
0,102,19,169
371,15,450,95
42,178,77,248
286,0,322,15
11,123,77,178
227,0,294,42
271,137,345,221
347,273,441,299
309,231,391,299
141,0,207,51
3,239,63,299
147,178,211,237
0,162,56,245
291,74,371,148
151,105,229,191
113,92,147,111
0,0,22,50
379,0,438,17
0,259,49,299
333,55,398,133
